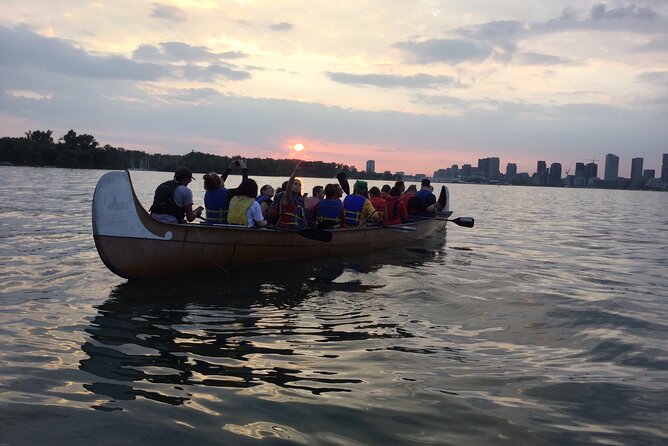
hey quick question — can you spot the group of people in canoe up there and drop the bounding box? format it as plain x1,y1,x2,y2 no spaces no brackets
149,160,442,230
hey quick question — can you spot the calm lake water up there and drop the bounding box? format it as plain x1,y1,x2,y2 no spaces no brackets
1,166,667,445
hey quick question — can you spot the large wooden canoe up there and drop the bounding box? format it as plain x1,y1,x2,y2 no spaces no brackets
92,170,453,279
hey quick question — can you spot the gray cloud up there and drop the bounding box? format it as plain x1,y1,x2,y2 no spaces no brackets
637,71,668,88
180,64,251,82
458,20,527,48
637,36,668,52
269,22,294,32
132,42,248,63
406,5,668,67
0,25,167,80
393,39,494,64
151,3,188,23
515,52,571,66
326,72,463,89
168,88,222,103
0,26,252,83
539,3,668,33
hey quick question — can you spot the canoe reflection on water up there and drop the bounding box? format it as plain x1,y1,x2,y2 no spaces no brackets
79,232,454,408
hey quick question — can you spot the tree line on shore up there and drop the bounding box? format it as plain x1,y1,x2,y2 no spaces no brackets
0,129,400,180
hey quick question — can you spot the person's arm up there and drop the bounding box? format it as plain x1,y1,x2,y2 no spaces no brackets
281,161,302,207
222,159,243,182
260,200,270,217
177,187,202,223
249,201,267,228
239,159,248,181
359,200,379,225
184,204,203,222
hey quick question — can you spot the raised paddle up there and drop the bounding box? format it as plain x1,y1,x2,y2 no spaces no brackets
336,172,351,195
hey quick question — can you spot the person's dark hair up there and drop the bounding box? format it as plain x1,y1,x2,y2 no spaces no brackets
313,185,324,196
203,172,221,191
390,186,402,197
421,178,431,187
369,186,381,197
381,184,391,193
281,181,288,190
260,184,274,195
394,180,405,192
324,183,337,198
237,178,258,198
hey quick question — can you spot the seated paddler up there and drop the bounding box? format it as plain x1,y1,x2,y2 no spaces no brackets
202,172,227,224
314,183,345,229
149,166,203,224
227,179,267,228
342,180,378,227
276,162,306,230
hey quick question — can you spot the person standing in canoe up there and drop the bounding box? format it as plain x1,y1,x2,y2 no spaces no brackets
149,166,203,224
227,178,267,228
276,162,306,230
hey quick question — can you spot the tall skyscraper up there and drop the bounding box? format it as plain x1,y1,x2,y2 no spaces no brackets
550,163,562,183
366,160,375,174
451,164,459,178
506,163,517,177
461,164,472,177
585,162,598,179
604,153,619,181
662,153,668,183
630,158,643,182
489,157,500,180
478,158,489,178
575,162,585,178
476,157,500,179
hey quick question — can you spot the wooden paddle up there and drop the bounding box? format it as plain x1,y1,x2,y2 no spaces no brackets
336,172,351,195
436,216,475,227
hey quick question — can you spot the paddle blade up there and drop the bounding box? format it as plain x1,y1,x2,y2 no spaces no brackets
452,217,474,228
336,172,351,195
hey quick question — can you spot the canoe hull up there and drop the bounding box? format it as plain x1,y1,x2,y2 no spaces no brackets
92,171,448,279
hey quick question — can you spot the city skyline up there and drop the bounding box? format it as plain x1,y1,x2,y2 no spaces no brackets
1,1,667,175
424,152,666,180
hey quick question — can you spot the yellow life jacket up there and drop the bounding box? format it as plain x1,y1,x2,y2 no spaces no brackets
227,196,255,225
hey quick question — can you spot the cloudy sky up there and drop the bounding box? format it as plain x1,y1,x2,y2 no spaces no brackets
1,0,667,176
